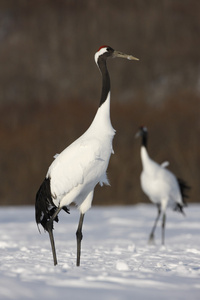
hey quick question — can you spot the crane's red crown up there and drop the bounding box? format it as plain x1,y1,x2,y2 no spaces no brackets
97,45,109,51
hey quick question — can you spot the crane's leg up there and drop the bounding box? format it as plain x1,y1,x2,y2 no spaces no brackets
46,207,62,266
76,213,85,267
149,204,161,244
162,213,166,245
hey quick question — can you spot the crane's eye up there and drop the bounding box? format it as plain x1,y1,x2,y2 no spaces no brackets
106,46,114,53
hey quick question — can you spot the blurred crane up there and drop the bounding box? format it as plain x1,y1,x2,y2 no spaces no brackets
136,126,190,245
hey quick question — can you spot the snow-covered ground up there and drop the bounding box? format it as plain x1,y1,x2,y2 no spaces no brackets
0,204,199,300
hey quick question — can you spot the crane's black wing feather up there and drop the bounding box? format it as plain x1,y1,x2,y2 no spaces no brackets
35,177,70,231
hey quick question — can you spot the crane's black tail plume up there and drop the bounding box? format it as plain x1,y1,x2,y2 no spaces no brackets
35,177,69,232
174,178,191,214
35,177,70,265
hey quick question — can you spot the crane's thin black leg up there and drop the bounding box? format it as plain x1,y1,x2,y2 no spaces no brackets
46,207,62,266
162,213,166,245
149,204,161,244
76,213,85,267
47,225,57,266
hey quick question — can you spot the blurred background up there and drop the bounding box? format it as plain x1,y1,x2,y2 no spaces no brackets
0,0,199,206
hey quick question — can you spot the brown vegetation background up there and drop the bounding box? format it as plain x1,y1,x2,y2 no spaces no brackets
0,0,199,206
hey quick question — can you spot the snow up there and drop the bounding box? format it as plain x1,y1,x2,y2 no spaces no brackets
0,204,199,300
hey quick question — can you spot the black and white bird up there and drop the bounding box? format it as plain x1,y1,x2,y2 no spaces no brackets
136,126,190,245
35,46,139,266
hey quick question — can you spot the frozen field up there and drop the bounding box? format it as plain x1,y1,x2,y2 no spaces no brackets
0,204,199,300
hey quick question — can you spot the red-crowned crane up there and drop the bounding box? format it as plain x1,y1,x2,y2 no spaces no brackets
35,46,139,266
136,126,190,245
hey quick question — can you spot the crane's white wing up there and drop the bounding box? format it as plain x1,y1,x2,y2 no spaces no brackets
53,153,59,159
141,165,181,206
47,137,111,202
161,161,169,168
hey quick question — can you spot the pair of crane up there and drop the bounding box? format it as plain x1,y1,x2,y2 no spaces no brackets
35,46,189,266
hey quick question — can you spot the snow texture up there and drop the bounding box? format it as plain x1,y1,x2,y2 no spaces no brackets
0,204,199,300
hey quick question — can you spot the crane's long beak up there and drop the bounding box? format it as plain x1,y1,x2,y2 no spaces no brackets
135,130,141,138
113,50,139,61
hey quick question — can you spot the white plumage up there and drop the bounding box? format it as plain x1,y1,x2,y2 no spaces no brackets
35,45,138,266
47,97,115,214
140,147,183,211
136,126,189,244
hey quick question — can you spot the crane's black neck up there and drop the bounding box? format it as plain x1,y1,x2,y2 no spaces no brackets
97,56,110,107
141,130,148,148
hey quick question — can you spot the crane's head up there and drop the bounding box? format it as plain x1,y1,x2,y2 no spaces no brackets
94,45,139,65
135,126,148,138
135,126,148,148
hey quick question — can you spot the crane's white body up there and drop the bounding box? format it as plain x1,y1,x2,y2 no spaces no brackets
140,146,183,213
47,93,115,214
